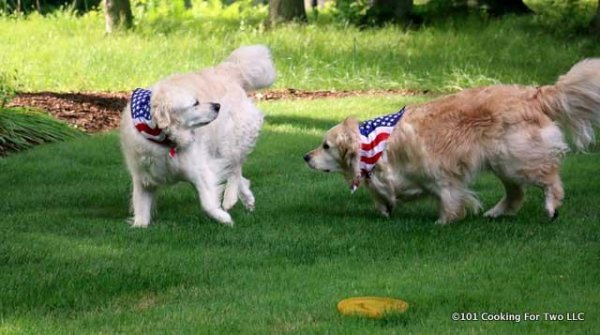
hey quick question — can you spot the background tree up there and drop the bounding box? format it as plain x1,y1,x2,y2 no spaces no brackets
268,0,307,25
103,0,133,34
592,0,600,34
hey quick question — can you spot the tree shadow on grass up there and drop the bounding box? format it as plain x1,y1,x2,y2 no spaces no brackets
265,114,340,132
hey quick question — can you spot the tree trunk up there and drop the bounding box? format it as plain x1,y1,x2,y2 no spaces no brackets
104,0,133,34
483,0,532,16
363,0,413,26
591,0,600,34
269,0,307,25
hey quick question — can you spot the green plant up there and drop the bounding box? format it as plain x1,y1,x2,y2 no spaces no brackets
131,0,268,35
527,0,597,34
332,0,370,25
0,70,17,108
0,107,84,156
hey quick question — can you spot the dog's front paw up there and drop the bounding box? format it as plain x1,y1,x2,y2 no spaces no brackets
208,209,234,227
130,217,150,228
435,217,452,225
241,194,255,212
239,178,255,212
376,203,391,218
484,208,500,218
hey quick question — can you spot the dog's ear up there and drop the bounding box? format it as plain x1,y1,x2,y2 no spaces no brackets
337,117,361,180
342,117,358,131
338,117,359,163
151,96,171,129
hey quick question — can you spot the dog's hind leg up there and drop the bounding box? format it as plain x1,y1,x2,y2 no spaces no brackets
498,125,567,220
484,177,525,218
542,173,564,220
131,179,156,228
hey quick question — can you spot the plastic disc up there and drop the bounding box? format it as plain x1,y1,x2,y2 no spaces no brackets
337,296,409,318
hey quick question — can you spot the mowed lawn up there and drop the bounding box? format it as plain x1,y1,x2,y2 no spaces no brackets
0,96,598,334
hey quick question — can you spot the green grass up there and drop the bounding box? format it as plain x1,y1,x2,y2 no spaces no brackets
1,96,598,334
1,8,599,93
1,3,599,333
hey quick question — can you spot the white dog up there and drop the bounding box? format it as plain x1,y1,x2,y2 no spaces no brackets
120,45,276,227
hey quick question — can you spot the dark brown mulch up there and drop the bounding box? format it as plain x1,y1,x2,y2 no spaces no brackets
8,88,424,133
9,91,129,133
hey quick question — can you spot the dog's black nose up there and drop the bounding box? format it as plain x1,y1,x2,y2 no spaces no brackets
212,103,221,112
303,154,311,162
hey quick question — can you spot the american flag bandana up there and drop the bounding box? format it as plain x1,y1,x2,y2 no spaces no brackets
130,88,176,157
358,107,406,176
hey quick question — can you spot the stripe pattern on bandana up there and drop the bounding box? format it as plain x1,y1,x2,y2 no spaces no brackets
131,88,170,145
358,107,406,176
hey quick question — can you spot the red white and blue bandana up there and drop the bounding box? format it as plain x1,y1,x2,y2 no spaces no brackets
358,107,406,176
130,88,176,157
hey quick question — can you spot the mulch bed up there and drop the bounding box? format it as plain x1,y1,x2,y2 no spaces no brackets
8,88,424,133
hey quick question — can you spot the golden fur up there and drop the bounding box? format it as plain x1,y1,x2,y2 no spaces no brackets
305,59,600,224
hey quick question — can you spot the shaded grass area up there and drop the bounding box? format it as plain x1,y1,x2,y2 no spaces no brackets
0,97,598,334
0,12,599,93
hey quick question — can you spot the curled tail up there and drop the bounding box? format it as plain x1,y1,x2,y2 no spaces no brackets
540,58,600,150
217,45,276,91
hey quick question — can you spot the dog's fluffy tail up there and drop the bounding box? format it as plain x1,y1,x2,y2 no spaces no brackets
217,45,276,91
540,58,600,150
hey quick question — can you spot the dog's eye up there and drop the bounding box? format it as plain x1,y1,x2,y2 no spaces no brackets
322,143,330,150
193,100,199,107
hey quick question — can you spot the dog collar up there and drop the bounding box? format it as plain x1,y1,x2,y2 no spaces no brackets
358,107,406,176
130,88,177,157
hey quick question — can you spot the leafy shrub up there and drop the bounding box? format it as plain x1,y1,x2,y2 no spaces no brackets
527,0,596,34
0,107,84,156
332,0,370,25
0,71,17,109
132,0,268,35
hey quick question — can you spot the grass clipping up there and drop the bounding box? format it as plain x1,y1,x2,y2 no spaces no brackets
0,107,84,156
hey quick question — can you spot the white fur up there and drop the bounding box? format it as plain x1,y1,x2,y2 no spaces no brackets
120,45,276,227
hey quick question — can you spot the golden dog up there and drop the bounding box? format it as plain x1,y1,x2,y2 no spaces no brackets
305,59,600,224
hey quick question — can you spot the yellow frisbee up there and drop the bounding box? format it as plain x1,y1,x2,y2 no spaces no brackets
337,297,409,318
